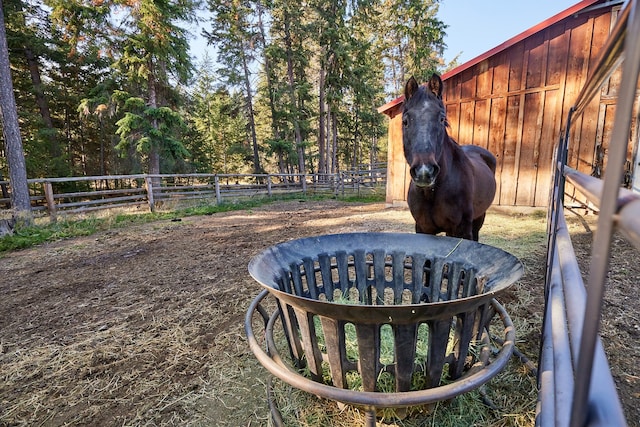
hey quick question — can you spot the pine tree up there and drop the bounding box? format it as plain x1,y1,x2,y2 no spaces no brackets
0,0,32,222
204,0,263,174
187,58,250,174
375,0,447,96
112,0,197,176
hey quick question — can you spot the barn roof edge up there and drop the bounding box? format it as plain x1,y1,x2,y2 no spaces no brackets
377,0,613,115
440,0,609,81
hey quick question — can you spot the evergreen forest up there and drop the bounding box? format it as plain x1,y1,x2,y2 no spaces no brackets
0,0,455,181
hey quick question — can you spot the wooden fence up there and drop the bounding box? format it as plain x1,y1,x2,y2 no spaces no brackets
0,168,386,221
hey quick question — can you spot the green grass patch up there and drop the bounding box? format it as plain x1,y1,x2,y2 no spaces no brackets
0,193,383,254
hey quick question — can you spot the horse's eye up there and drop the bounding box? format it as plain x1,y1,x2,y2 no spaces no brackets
402,117,408,127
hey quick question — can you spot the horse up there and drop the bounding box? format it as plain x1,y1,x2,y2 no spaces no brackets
402,74,496,241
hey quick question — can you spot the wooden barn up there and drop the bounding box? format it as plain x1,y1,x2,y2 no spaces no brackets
379,0,639,207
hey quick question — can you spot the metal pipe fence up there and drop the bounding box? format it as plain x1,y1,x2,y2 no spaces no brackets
542,1,640,425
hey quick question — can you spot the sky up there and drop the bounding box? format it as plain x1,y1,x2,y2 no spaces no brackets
189,1,582,69
437,0,581,66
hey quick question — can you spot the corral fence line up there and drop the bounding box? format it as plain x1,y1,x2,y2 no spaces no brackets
0,166,386,221
542,2,639,426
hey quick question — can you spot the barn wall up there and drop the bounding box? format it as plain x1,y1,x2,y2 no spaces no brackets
381,3,640,207
384,104,409,205
442,5,638,207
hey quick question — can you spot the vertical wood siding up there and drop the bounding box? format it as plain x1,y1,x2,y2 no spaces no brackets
440,5,637,206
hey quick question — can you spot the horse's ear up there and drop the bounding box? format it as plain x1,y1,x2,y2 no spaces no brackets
405,76,419,101
427,74,443,99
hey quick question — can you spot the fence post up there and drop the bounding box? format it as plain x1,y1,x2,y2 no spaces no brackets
44,181,57,223
144,176,155,212
214,175,221,204
267,174,272,197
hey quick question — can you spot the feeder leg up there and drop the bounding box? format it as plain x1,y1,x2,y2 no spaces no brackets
364,408,377,427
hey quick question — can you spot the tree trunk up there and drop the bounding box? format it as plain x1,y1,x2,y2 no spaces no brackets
0,1,32,222
147,59,161,182
240,47,262,174
331,111,338,173
24,47,58,153
318,65,326,177
352,112,359,170
283,9,305,176
14,0,59,164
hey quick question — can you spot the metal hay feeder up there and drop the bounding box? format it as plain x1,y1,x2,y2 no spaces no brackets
245,232,523,426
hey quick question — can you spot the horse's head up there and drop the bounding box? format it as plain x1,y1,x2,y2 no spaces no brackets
402,74,447,189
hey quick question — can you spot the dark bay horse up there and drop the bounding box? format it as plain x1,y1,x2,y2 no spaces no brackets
402,74,496,241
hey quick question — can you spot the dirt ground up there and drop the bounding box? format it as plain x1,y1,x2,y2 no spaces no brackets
0,200,638,426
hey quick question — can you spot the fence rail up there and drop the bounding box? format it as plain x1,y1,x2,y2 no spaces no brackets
0,168,386,220
542,1,640,426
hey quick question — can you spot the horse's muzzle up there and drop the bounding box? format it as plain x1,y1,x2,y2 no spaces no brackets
411,162,440,188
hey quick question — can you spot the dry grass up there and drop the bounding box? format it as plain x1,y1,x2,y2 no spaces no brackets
1,202,637,427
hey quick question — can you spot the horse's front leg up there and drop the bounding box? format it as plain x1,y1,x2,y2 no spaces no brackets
471,214,486,241
415,220,439,235
446,215,474,241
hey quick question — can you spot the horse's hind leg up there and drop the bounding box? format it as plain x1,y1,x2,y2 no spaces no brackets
472,214,486,241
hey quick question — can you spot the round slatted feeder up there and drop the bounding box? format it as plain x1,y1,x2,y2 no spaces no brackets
245,232,523,426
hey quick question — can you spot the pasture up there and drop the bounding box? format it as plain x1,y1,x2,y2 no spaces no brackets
1,200,638,426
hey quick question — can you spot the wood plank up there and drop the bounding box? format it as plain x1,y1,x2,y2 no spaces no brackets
501,95,522,205
476,60,492,98
525,32,546,89
570,12,612,176
535,89,561,206
488,97,507,204
600,103,616,174
576,96,601,175
516,92,544,206
588,12,613,72
604,9,622,96
443,73,461,101
545,21,569,87
508,43,525,93
564,14,594,170
458,102,475,145
473,99,490,149
460,68,476,100
386,110,407,204
490,52,510,95
446,103,461,142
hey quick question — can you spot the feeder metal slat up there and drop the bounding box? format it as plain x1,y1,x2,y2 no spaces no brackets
290,262,304,297
373,249,386,305
320,316,347,389
293,307,323,382
356,323,381,392
427,319,450,388
279,302,304,364
335,250,350,297
451,310,477,379
393,323,419,392
353,249,369,304
447,262,463,301
318,253,334,301
411,254,428,303
303,257,318,300
392,251,406,304
430,258,445,303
